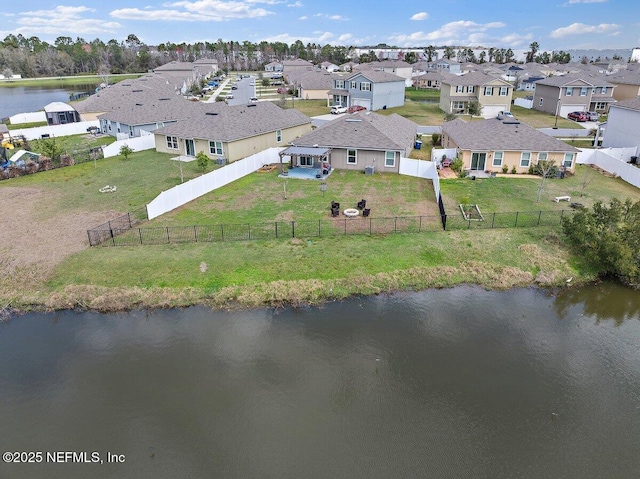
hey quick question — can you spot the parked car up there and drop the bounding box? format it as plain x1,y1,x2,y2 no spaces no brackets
568,111,589,122
277,87,286,94
497,110,514,119
348,105,367,113
249,96,258,102
586,111,600,121
231,85,238,90
330,105,348,114
225,94,234,100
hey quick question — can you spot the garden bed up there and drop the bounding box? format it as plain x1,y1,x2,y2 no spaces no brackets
459,204,484,221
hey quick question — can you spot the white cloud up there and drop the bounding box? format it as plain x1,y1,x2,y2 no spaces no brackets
565,0,607,4
389,20,507,46
298,15,308,20
410,12,429,21
312,13,348,21
287,1,303,6
11,5,121,37
111,0,274,21
550,22,620,38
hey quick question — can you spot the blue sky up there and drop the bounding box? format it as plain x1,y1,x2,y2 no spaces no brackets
2,0,637,51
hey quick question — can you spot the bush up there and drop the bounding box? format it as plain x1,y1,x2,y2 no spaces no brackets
431,133,441,146
533,160,559,178
502,164,508,174
511,166,517,174
450,157,463,174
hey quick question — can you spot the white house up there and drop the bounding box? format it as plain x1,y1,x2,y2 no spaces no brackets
601,97,640,148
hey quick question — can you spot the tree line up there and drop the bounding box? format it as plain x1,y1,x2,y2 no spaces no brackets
1,34,583,79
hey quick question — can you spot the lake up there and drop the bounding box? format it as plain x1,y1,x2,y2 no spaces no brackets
0,84,97,119
1,283,639,478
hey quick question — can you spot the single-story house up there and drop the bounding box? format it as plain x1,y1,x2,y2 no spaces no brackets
153,101,312,163
286,111,419,174
441,117,579,174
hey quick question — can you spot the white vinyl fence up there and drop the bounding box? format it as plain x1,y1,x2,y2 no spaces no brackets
399,157,441,199
9,120,100,140
577,147,640,190
431,148,457,164
514,98,533,109
102,134,156,158
146,148,282,219
9,111,47,124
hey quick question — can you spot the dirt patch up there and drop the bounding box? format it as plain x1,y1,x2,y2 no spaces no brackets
0,186,121,284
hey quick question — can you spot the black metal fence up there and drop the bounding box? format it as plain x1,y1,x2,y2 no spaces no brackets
87,209,570,247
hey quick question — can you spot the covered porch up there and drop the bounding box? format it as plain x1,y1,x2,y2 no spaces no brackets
279,146,333,179
327,89,349,108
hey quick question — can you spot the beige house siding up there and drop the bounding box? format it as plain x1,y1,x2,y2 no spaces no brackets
439,83,454,112
154,123,311,162
612,83,640,101
441,134,575,174
299,88,329,100
478,81,513,107
328,148,401,173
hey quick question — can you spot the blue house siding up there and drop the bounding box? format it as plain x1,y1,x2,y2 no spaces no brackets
347,73,405,111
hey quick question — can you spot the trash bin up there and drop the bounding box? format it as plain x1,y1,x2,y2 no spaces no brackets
414,140,422,150
630,156,638,164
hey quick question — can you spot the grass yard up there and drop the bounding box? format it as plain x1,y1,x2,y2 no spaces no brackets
439,164,640,215
404,88,440,101
510,105,583,129
148,168,438,227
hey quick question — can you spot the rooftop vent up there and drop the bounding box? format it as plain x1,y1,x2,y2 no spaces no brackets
132,89,143,92
135,103,143,106
205,112,218,116
159,98,170,101
247,104,257,107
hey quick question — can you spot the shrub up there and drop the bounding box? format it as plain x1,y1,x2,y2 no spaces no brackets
450,157,463,174
502,164,508,174
431,133,441,146
39,157,53,171
511,166,517,174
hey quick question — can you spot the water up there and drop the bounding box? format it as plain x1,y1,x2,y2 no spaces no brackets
1,283,639,478
0,84,96,119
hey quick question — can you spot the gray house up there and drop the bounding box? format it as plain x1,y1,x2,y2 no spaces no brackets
532,74,617,117
287,111,418,174
328,70,405,111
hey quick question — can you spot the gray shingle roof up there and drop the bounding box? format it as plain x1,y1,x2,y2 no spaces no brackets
153,101,311,142
442,118,579,153
346,70,405,83
608,72,640,86
291,112,418,151
440,71,510,86
535,73,615,88
610,97,640,112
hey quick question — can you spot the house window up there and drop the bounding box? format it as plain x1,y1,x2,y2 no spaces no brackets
384,151,395,167
484,86,493,96
166,136,178,149
129,126,134,137
351,81,356,89
156,122,164,129
347,149,357,164
601,86,607,94
596,102,607,110
580,87,588,96
335,80,344,89
565,87,573,96
563,153,573,168
209,141,223,155
499,86,509,96
537,152,548,162
300,156,313,167
456,85,464,93
360,82,371,91
276,129,282,142
467,86,475,93
520,152,531,168
452,101,465,111
592,88,596,94
492,151,503,167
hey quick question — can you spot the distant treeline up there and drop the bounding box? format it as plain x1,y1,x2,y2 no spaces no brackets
0,34,580,79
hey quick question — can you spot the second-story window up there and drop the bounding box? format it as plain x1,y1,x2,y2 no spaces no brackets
467,86,475,93
484,86,493,96
335,80,344,89
360,82,371,91
580,87,588,96
565,87,573,96
456,85,464,93
351,81,356,89
601,86,607,94
499,86,509,96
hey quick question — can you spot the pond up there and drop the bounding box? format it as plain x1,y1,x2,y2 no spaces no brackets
1,283,639,478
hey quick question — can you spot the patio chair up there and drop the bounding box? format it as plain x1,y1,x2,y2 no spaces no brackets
362,208,370,217
331,201,340,209
357,199,366,210
330,207,340,217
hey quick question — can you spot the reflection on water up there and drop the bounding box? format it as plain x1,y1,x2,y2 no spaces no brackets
1,283,639,478
553,281,640,325
0,84,96,118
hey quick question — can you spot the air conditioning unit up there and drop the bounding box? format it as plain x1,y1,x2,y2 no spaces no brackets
216,157,227,165
365,165,375,175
